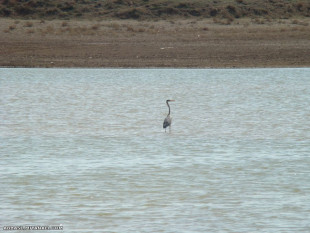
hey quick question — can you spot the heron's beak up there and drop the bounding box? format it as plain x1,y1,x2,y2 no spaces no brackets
170,100,175,101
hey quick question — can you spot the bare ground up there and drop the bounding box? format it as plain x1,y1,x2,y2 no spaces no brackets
1,18,310,68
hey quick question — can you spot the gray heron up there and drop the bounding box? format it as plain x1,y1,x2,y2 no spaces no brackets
163,99,175,132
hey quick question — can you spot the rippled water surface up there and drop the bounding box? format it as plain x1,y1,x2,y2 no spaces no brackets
1,68,310,232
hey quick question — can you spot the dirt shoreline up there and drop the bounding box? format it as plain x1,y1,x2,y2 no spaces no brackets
1,18,310,68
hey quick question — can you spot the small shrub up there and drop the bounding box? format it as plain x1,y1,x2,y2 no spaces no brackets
126,25,135,32
117,8,143,19
252,18,265,24
209,8,219,17
291,19,299,24
9,25,16,30
222,11,235,23
61,21,68,27
138,28,145,32
45,25,55,34
110,23,120,30
291,19,309,26
15,5,33,15
27,29,35,34
226,5,236,15
213,17,234,25
243,21,250,27
24,21,33,27
0,7,12,16
295,2,305,11
91,24,100,30
46,8,59,16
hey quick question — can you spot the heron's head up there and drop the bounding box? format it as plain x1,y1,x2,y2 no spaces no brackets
166,99,175,103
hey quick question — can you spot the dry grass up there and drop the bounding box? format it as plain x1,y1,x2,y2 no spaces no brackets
1,18,308,46
2,17,309,38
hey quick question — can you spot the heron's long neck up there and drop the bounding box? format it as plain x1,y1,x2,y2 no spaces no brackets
167,102,171,116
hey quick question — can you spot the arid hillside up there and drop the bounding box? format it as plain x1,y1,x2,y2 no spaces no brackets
1,0,310,20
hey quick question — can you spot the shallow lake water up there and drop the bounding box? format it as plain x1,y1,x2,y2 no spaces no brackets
1,68,310,232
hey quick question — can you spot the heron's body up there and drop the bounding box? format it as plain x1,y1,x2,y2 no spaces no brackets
163,100,174,132
163,115,172,129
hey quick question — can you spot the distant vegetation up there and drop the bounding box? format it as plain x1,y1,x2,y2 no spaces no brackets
1,0,310,20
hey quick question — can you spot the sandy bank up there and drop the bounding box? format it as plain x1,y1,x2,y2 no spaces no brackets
1,18,310,68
